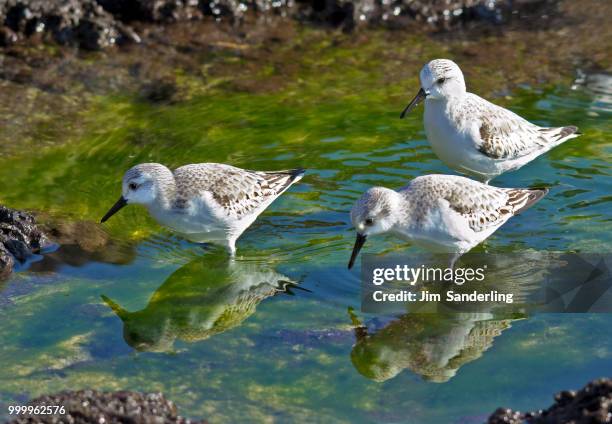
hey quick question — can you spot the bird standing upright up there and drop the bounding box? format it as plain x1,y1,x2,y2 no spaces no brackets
400,59,580,183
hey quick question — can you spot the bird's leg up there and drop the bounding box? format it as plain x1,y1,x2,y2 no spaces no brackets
449,253,461,270
225,239,237,257
447,253,464,288
348,307,368,342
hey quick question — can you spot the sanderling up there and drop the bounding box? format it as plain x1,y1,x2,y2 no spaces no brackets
347,174,547,269
101,163,305,254
400,59,580,183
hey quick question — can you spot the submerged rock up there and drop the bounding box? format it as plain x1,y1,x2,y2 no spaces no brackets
0,205,49,278
487,378,612,424
30,219,137,270
6,390,204,423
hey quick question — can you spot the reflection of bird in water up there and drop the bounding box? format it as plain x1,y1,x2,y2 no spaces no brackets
349,252,560,382
102,253,298,352
350,312,521,383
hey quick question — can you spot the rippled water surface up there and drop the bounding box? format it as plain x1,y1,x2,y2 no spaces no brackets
0,31,611,423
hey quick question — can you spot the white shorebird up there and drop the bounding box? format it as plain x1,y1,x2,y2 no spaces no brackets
400,59,580,183
101,163,305,254
347,174,547,269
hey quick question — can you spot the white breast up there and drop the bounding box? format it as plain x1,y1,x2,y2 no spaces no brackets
393,199,478,254
423,100,499,180
147,195,229,242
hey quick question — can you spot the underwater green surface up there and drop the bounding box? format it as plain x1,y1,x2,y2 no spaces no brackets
0,30,611,423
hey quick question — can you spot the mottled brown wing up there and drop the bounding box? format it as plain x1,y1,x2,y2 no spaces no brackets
173,164,303,219
474,100,548,160
408,176,546,233
406,176,509,233
443,179,514,232
452,186,548,233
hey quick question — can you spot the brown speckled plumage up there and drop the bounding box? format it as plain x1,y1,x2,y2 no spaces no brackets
172,163,304,219
402,175,547,233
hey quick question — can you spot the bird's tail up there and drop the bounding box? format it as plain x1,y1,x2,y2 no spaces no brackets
540,125,581,147
505,187,549,215
261,168,306,194
101,294,129,319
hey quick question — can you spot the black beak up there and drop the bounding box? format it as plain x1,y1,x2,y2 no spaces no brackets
400,88,427,119
348,233,367,270
101,196,127,223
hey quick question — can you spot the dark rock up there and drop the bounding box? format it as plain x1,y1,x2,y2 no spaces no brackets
294,0,554,31
6,390,205,423
139,76,179,103
97,0,203,22
0,247,14,279
3,238,31,263
0,205,49,278
487,407,524,424
487,378,612,424
0,0,140,50
30,219,137,271
0,0,559,50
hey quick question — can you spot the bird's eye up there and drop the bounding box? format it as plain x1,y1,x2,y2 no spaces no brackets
365,218,374,226
437,78,446,84
129,183,138,190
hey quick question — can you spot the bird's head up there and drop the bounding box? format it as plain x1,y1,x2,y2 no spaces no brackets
400,59,466,118
348,187,401,269
101,163,173,223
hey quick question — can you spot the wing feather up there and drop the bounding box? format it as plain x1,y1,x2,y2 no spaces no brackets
461,95,548,160
405,175,547,233
173,164,304,220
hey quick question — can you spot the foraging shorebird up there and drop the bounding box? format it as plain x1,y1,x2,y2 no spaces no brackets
101,163,305,254
400,59,580,183
347,174,547,269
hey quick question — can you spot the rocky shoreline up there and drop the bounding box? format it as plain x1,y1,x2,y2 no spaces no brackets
487,378,612,424
0,0,557,50
0,0,608,155
5,390,205,423
4,378,611,423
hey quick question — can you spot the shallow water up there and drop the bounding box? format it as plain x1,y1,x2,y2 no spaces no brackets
0,29,611,423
